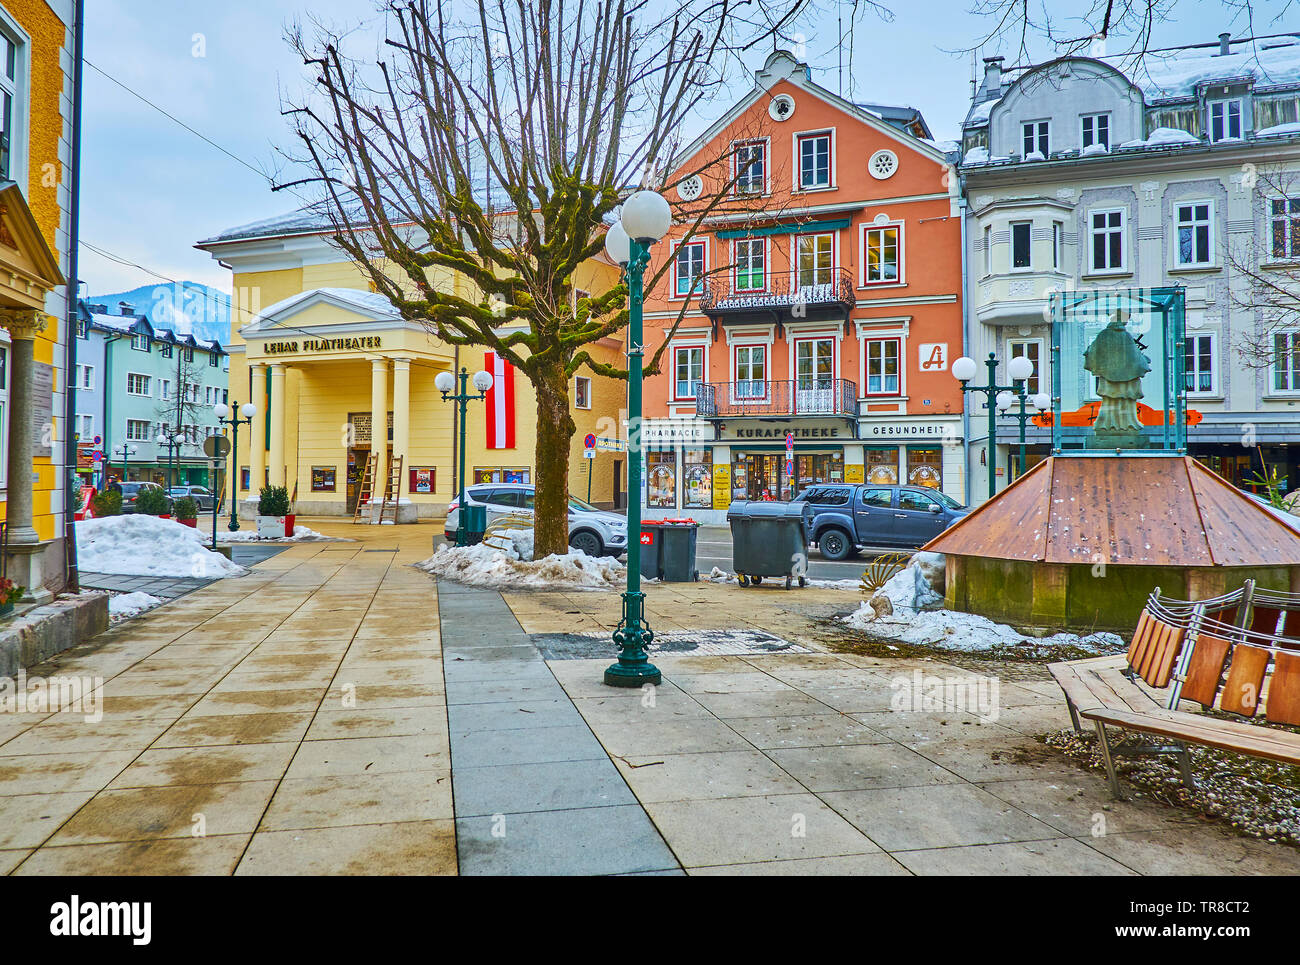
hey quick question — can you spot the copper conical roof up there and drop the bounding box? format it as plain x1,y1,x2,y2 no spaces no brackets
924,456,1300,567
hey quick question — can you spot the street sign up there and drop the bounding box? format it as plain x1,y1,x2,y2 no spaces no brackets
584,433,597,449
595,436,625,453
584,449,596,459
203,435,232,458
93,434,102,446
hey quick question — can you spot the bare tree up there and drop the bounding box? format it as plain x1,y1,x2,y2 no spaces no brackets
276,0,864,555
154,348,207,482
1227,164,1300,370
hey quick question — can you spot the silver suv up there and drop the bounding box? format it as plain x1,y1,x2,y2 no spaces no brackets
444,483,628,558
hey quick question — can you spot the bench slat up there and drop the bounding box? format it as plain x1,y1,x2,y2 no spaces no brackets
1181,634,1231,707
1265,651,1300,727
1086,708,1300,766
1096,668,1161,714
1144,622,1184,689
1220,644,1270,717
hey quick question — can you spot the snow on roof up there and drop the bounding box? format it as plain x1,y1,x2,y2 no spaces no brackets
1121,36,1300,100
199,200,345,245
965,96,1000,127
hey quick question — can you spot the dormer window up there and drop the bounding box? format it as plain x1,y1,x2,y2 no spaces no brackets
130,334,149,352
1208,99,1242,142
1021,120,1049,158
1081,113,1110,150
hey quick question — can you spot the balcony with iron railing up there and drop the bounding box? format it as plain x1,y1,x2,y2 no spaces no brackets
697,267,856,320
695,379,858,420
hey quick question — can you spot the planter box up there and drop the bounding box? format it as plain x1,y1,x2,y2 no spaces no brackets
178,518,198,528
256,514,296,539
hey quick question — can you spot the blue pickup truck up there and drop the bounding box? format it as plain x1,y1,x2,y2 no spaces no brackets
800,484,969,560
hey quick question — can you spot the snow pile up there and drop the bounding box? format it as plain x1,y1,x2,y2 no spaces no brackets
962,146,989,164
1081,142,1108,156
1024,150,1046,162
416,542,623,590
1120,127,1200,150
219,525,335,543
842,602,1125,656
109,591,163,620
1257,122,1300,138
76,515,247,578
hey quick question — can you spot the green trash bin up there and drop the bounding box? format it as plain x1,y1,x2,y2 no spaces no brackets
726,500,813,588
462,503,488,545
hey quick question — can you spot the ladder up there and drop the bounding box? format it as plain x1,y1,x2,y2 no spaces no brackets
375,454,403,525
351,451,375,524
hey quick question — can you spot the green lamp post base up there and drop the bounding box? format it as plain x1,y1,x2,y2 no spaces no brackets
604,653,662,687
604,596,661,687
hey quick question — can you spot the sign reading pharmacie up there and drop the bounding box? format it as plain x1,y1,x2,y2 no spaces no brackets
260,336,384,355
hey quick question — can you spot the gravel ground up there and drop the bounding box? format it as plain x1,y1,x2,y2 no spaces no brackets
1045,726,1300,848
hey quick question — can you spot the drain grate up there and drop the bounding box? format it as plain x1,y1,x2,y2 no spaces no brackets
531,628,811,660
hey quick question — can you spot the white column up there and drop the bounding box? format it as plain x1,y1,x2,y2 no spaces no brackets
268,363,287,487
248,362,266,495
370,357,388,473
392,357,410,469
0,309,51,601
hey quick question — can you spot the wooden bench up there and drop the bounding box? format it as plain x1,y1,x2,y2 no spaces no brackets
1049,581,1300,798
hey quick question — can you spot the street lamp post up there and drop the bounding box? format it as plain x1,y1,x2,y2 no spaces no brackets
435,367,493,546
156,425,183,490
113,443,137,484
952,352,1036,498
996,387,1052,479
602,190,672,688
213,401,256,531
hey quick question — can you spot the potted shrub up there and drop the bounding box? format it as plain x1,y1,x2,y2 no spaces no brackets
0,578,24,616
135,485,170,518
91,488,123,518
173,496,199,528
257,485,295,538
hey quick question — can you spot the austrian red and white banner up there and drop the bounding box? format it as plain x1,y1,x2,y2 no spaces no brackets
485,351,516,449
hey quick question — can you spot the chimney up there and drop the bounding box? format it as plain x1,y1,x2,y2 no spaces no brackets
1219,32,1231,55
118,301,134,316
982,56,1004,97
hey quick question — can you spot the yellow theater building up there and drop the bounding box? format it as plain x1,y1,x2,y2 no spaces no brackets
0,0,76,601
196,207,628,519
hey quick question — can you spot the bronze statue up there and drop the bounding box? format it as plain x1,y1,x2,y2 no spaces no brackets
1084,309,1150,433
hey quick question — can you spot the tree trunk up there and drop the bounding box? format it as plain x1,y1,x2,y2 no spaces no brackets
533,369,576,558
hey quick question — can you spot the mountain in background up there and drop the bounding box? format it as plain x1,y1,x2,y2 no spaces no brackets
89,281,231,346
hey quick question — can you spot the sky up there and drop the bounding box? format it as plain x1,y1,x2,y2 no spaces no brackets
79,0,1288,298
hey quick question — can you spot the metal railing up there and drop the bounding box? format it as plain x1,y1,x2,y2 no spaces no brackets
697,267,856,315
695,378,858,418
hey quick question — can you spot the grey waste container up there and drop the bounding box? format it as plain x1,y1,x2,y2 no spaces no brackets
638,519,699,582
726,500,813,589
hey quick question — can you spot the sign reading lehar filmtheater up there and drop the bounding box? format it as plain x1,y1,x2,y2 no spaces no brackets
262,336,384,355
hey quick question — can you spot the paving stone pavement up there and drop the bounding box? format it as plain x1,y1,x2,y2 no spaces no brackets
438,581,679,875
80,545,293,601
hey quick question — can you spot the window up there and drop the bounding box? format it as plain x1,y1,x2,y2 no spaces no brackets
160,342,173,358
1008,340,1043,395
76,319,88,339
185,346,194,362
1080,113,1110,149
1185,333,1215,394
899,489,940,511
804,486,850,506
1052,221,1063,269
126,373,151,396
647,450,676,508
574,376,591,409
983,224,992,274
860,487,893,508
1177,202,1213,266
1089,208,1126,272
126,419,151,442
733,140,766,194
863,225,900,283
674,241,705,297
1270,198,1300,260
796,338,835,391
865,338,900,395
797,132,831,189
907,447,943,488
130,334,149,352
796,232,834,288
160,379,171,401
734,344,766,398
209,352,219,367
74,414,93,439
865,448,899,484
1010,221,1032,269
1021,120,1049,157
0,31,19,181
1274,333,1300,392
734,238,765,291
683,448,712,509
1209,99,1242,142
674,345,704,399
74,364,93,389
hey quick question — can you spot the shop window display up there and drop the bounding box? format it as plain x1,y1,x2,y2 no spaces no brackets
906,447,943,488
683,448,712,509
647,450,677,508
865,447,899,484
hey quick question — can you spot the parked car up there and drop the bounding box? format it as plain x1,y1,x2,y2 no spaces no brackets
108,480,174,515
801,484,969,559
444,483,628,557
168,485,217,512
